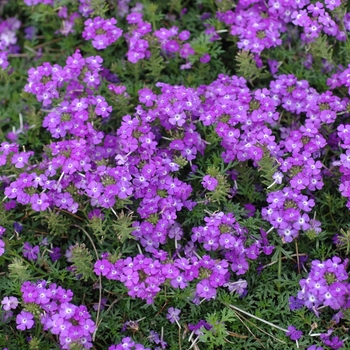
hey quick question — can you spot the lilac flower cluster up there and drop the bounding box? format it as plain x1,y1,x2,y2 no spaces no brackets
19,280,96,349
296,257,350,311
94,210,271,303
122,12,209,66
82,17,123,50
78,0,93,17
262,187,319,243
192,212,273,274
2,61,349,251
94,251,240,303
56,6,80,37
124,12,152,63
0,17,21,70
217,3,285,55
154,26,194,61
217,0,346,57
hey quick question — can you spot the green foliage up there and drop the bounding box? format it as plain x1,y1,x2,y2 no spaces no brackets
37,209,71,237
69,242,96,281
112,210,135,244
308,34,334,63
189,32,224,63
144,38,166,80
141,1,164,30
90,0,109,17
257,146,284,193
8,257,32,282
200,308,237,349
235,50,269,83
338,226,350,255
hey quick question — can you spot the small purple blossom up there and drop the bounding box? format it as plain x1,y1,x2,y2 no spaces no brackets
286,325,303,341
201,175,218,191
16,311,34,331
22,242,40,261
1,296,19,311
166,307,181,324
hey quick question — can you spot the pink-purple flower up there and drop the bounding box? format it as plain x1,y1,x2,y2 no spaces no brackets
201,175,218,191
16,310,34,330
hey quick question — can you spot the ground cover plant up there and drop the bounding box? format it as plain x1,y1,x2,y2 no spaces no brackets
2,0,350,349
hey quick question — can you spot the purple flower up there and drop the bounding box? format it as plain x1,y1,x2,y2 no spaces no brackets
288,296,304,311
200,53,211,63
196,279,216,299
224,279,247,296
13,222,23,232
0,239,4,256
201,175,218,191
22,242,40,261
244,203,256,217
1,296,18,311
267,59,279,75
166,307,181,323
49,247,61,262
82,17,122,50
16,311,34,331
286,325,303,340
11,152,31,168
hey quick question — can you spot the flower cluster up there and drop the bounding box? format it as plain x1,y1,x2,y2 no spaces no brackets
0,17,20,70
217,0,346,57
2,60,349,255
217,3,285,55
124,12,152,63
154,26,194,59
296,257,350,312
19,280,96,349
56,6,80,37
94,252,238,303
82,17,123,50
262,187,319,243
192,212,273,273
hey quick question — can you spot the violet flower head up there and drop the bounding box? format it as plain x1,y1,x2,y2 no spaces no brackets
16,311,34,331
286,325,303,340
0,226,6,236
289,296,304,311
22,242,40,261
200,53,211,63
244,203,255,217
267,59,279,75
13,222,22,233
202,175,218,191
0,239,4,256
1,296,19,311
166,307,181,323
82,17,123,50
224,279,248,296
49,247,61,262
